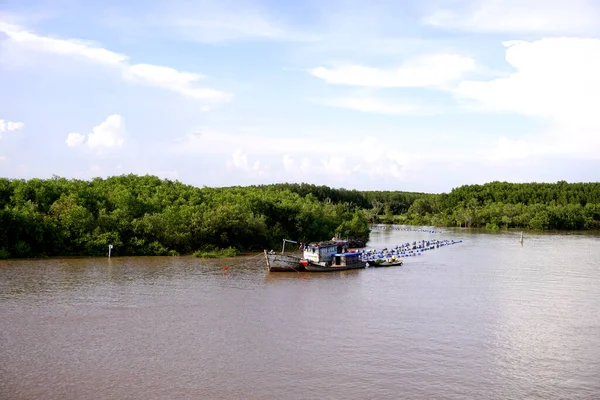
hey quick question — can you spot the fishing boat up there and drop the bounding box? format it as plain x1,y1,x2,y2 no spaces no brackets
264,239,367,272
369,258,404,268
264,252,307,272
304,251,367,272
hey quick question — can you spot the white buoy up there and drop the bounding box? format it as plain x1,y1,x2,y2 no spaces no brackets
108,244,113,258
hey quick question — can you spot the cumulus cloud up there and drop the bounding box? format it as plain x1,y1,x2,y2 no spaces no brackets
0,22,231,103
66,114,126,151
226,149,268,177
321,156,354,177
65,132,86,147
455,38,600,158
356,136,414,180
457,38,600,122
309,54,477,88
87,115,126,149
280,155,312,181
0,119,24,137
175,130,427,183
230,149,249,170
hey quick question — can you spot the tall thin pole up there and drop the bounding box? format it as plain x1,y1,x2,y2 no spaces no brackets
264,250,271,271
108,244,113,258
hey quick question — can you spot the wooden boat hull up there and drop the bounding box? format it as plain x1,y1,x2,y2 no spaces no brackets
265,252,367,272
304,262,367,272
265,253,307,272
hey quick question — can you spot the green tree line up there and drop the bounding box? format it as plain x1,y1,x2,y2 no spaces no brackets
1,176,598,258
0,175,370,259
394,181,600,230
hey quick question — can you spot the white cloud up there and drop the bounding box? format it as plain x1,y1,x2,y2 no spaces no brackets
457,38,600,122
66,114,126,151
455,38,600,159
175,130,428,182
0,22,231,103
87,114,126,150
282,154,294,172
124,64,232,102
316,96,424,115
424,0,600,34
0,119,24,137
282,155,311,175
321,156,352,177
231,149,249,170
0,21,127,65
227,149,269,177
457,40,600,120
357,136,413,180
309,54,477,88
65,132,86,147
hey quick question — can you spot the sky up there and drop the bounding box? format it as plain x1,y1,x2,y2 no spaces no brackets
1,0,600,193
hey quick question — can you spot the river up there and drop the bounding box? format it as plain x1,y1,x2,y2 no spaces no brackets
1,228,599,399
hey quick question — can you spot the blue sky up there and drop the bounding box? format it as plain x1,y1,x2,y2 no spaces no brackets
1,0,600,192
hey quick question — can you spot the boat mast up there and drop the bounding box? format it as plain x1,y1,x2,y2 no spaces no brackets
281,239,298,254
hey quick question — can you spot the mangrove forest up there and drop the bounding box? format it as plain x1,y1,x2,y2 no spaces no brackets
0,175,599,258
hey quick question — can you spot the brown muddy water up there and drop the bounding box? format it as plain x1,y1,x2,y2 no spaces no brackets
1,228,599,399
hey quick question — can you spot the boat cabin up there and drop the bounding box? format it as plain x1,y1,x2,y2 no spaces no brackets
331,252,363,267
303,241,348,264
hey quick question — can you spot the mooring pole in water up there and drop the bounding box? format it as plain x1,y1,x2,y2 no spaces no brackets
520,232,524,245
264,250,271,271
108,244,113,258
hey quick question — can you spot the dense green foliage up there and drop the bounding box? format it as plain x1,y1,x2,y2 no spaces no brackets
394,181,600,230
2,176,598,259
255,183,371,208
0,175,370,259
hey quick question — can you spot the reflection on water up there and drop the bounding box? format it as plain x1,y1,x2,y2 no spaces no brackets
1,228,600,399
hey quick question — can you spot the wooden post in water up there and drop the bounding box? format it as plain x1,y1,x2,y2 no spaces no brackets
264,250,271,271
520,232,524,245
108,244,113,258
